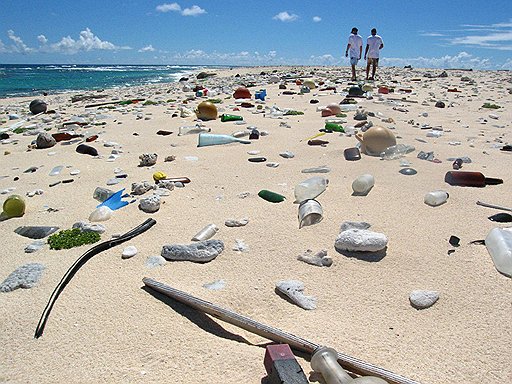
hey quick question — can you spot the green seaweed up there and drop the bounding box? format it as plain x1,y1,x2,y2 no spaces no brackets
284,110,304,115
48,228,101,250
207,98,223,104
482,103,501,109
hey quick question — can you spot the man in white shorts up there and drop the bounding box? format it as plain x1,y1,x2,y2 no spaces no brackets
364,28,384,80
345,27,363,81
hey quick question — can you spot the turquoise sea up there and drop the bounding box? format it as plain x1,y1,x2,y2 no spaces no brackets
0,64,223,98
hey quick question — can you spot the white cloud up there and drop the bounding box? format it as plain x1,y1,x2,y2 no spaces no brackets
313,16,321,23
420,32,445,37
0,39,6,53
44,28,130,54
156,3,206,16
7,30,34,54
139,44,155,52
182,5,206,16
450,31,512,50
273,11,299,22
37,35,48,44
501,58,512,70
170,49,286,64
156,3,181,12
382,51,492,70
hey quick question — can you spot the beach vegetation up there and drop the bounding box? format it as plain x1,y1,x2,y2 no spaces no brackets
48,228,100,250
482,102,501,109
284,110,304,115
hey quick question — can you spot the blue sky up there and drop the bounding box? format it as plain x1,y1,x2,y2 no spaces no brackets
1,0,511,69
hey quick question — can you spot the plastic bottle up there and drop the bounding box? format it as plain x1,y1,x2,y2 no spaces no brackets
197,133,251,147
424,190,449,206
444,171,503,187
294,176,329,203
324,122,345,133
220,114,243,122
352,174,374,195
380,143,415,160
485,228,512,277
249,128,260,140
2,194,26,217
178,125,211,136
93,187,115,202
452,158,463,169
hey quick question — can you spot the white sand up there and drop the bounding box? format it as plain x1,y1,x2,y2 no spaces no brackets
1,66,511,383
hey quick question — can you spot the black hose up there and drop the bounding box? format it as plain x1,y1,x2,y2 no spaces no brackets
34,218,157,338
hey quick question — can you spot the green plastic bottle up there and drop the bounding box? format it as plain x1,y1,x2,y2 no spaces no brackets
3,194,26,217
324,122,344,133
220,114,243,122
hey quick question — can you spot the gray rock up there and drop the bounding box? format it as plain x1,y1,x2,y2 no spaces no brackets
161,239,224,263
145,255,167,268
232,239,249,252
301,166,331,173
36,132,56,149
131,181,154,195
225,218,249,227
139,194,161,213
24,240,45,253
139,153,158,167
335,228,388,252
0,263,45,292
297,249,332,267
409,290,439,309
339,221,371,232
122,245,138,259
279,151,295,159
275,280,316,310
73,221,106,234
157,180,175,191
14,226,59,239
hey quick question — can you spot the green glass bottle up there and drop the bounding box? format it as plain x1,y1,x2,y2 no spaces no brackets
258,190,286,203
220,114,243,122
3,194,26,217
324,122,344,133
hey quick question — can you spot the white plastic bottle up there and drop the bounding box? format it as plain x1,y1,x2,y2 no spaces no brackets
485,228,512,277
424,190,449,206
294,176,329,204
352,174,374,195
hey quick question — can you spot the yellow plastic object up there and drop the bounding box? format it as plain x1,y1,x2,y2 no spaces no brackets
302,132,326,142
153,171,167,182
3,194,26,218
195,101,218,121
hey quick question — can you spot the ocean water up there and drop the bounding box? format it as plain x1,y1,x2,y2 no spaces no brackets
0,64,218,98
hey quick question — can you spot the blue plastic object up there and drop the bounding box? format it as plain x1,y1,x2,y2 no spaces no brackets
97,189,129,210
255,89,267,101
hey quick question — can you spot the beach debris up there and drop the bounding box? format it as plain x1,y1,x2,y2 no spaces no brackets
146,255,167,268
76,144,98,156
161,239,224,263
0,263,45,292
352,174,375,196
399,167,417,175
424,190,449,207
195,101,218,121
488,213,512,223
122,245,138,259
233,86,251,99
298,199,323,228
29,99,47,114
275,280,316,310
294,176,328,204
191,223,219,241
258,190,286,203
139,153,158,167
335,226,388,253
36,132,56,149
340,221,371,232
2,194,26,217
197,133,250,147
356,126,396,156
14,225,59,239
409,290,439,309
301,166,331,174
232,239,249,252
88,206,113,222
444,171,502,187
72,221,106,234
264,344,309,384
131,181,154,195
225,218,249,227
248,157,266,163
139,194,161,213
485,228,512,277
47,228,100,250
380,144,415,160
203,279,226,291
25,240,45,253
297,249,332,267
477,200,512,212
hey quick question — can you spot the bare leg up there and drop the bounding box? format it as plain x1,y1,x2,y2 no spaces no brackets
366,61,370,80
351,65,356,80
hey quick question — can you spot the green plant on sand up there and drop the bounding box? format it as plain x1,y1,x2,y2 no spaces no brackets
482,102,501,109
48,228,101,250
284,110,304,115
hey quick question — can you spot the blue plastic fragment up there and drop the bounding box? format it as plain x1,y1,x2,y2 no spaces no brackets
97,189,129,210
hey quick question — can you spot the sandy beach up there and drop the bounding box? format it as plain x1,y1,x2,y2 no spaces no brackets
0,65,511,384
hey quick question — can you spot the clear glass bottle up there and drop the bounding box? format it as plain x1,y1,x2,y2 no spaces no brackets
294,176,328,203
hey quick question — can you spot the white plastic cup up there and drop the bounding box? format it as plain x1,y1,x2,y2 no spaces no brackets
352,174,374,195
424,190,449,207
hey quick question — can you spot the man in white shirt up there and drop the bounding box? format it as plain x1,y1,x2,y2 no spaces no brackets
364,28,384,80
345,27,363,81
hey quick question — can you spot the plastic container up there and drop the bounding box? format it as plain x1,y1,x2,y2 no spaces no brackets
2,194,26,218
178,125,210,136
424,190,449,206
444,171,503,187
352,174,374,195
324,122,344,133
294,176,328,204
192,224,219,241
93,187,115,202
298,200,323,228
197,133,251,147
380,143,415,160
220,114,243,122
485,228,512,277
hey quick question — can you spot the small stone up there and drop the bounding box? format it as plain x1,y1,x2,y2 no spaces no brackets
145,255,167,268
131,181,154,195
70,169,80,175
301,166,331,174
139,194,161,213
399,167,417,175
36,132,56,149
297,249,332,267
203,279,226,291
0,263,45,292
89,206,113,222
266,162,280,168
139,153,158,166
122,245,138,259
225,218,249,227
335,228,388,252
14,226,59,239
339,221,371,232
275,280,316,310
409,290,439,309
161,239,224,263
72,221,106,234
24,240,45,253
435,101,445,108
232,239,249,252
157,180,175,191
279,151,295,159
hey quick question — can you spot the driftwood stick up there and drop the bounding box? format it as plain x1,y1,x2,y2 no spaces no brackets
476,200,512,212
143,278,420,384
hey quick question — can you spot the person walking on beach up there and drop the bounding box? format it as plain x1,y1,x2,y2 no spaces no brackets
345,27,363,81
364,28,384,80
